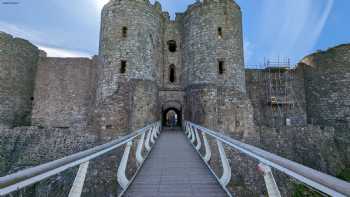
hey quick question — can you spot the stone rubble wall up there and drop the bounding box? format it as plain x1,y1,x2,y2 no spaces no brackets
0,32,39,128
31,57,97,129
245,67,307,127
301,44,350,135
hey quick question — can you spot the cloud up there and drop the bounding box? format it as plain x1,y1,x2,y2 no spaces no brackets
244,39,254,65
38,45,92,58
0,21,93,58
254,0,334,64
0,21,44,43
95,0,110,11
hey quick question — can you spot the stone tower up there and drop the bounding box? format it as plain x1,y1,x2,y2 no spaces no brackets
93,0,162,135
183,0,255,137
90,0,255,137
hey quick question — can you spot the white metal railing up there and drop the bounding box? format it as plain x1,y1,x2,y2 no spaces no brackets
184,121,350,197
0,121,161,197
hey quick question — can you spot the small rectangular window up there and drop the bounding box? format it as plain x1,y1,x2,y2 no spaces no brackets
120,60,127,73
218,27,223,39
218,61,224,75
122,27,128,38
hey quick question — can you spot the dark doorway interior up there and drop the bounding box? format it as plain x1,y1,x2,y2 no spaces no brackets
162,108,182,127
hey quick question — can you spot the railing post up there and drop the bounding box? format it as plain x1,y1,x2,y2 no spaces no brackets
156,123,161,135
68,161,89,197
152,125,158,139
136,132,146,166
187,124,192,139
150,126,156,144
185,123,189,135
194,127,202,151
117,141,132,190
258,163,282,197
190,126,196,144
202,132,212,163
217,140,231,187
145,127,152,151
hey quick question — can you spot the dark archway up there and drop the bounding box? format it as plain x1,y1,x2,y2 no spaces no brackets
162,107,182,127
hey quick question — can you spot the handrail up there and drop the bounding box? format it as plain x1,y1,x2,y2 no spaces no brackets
0,121,161,196
184,121,350,197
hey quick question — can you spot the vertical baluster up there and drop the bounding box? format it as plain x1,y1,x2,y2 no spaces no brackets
152,125,158,139
156,123,161,135
136,132,146,166
202,132,212,162
150,126,156,144
154,124,158,138
190,126,196,144
194,127,202,151
185,123,189,135
217,140,231,186
258,163,281,197
187,124,192,138
68,161,89,197
145,127,152,151
117,141,132,190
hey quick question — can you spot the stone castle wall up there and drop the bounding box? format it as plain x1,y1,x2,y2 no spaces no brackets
245,67,307,127
31,57,97,129
301,44,350,134
0,1,349,196
0,32,39,128
162,20,182,89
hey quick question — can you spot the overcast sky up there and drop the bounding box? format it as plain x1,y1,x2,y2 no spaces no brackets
0,0,349,65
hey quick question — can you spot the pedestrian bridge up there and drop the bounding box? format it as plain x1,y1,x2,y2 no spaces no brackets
0,122,349,197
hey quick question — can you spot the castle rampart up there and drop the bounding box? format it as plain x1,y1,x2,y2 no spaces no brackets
31,57,97,129
0,32,39,128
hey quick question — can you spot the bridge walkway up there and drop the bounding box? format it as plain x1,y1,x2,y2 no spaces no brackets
124,129,227,197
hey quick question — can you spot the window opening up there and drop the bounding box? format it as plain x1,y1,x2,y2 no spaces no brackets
167,40,177,52
122,27,128,38
169,65,176,83
120,60,127,73
218,27,223,39
218,61,225,75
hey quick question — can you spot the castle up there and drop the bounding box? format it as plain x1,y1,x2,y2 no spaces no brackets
0,0,349,139
1,0,350,195
0,0,350,139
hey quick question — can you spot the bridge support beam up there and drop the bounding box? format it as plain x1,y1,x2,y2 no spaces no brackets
136,132,146,166
217,140,231,187
68,162,89,197
258,163,281,197
202,132,211,162
145,127,152,151
194,128,201,151
117,141,132,190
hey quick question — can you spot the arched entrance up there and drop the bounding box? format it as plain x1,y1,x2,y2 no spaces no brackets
162,107,182,127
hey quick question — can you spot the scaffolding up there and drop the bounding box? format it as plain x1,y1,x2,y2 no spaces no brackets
263,58,295,127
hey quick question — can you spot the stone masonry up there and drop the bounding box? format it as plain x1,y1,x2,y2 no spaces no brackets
0,0,349,196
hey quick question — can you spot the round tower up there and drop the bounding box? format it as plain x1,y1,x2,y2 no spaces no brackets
98,0,163,99
93,0,163,133
182,0,246,93
183,0,255,137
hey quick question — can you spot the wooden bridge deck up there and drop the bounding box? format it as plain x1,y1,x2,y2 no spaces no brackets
124,129,227,197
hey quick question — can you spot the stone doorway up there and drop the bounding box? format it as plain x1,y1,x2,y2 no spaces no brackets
162,108,182,127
